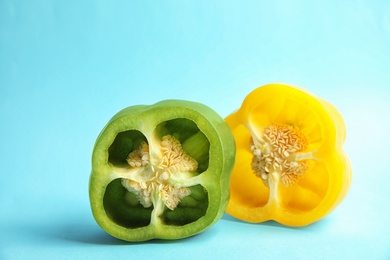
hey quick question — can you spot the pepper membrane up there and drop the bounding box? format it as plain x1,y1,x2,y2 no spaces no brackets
89,100,235,241
226,83,352,226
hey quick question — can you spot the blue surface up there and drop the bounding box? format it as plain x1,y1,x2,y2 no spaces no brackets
1,1,390,259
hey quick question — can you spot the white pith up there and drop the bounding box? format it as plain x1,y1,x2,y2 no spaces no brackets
247,121,316,205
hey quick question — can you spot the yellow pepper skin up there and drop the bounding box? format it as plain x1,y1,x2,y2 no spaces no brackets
226,83,352,226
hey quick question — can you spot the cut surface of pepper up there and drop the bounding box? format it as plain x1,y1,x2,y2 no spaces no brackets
89,100,235,241
226,83,352,226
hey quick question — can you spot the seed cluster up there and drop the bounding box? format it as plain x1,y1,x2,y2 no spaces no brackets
160,135,198,173
126,142,149,168
251,123,308,186
122,135,196,210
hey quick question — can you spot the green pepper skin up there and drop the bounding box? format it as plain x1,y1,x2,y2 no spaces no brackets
89,100,235,241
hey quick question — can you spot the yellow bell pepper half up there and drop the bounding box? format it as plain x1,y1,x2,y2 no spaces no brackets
226,83,352,226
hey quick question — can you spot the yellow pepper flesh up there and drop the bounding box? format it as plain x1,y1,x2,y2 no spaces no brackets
226,83,352,226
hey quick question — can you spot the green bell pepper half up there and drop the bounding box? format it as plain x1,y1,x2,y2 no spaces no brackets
89,100,235,241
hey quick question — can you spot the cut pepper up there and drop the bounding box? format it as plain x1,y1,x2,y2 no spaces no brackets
89,100,235,241
226,83,352,226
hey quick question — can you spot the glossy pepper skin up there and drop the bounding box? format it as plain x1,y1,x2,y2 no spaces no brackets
226,83,352,226
89,100,235,241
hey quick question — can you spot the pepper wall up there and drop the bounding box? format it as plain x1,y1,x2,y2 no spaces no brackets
1,0,389,259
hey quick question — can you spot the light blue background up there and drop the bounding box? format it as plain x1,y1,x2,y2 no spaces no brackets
1,0,389,259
